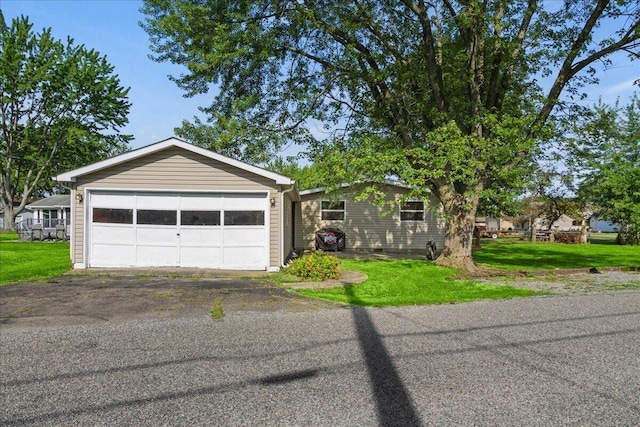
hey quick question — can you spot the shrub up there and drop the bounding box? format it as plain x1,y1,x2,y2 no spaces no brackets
284,250,342,281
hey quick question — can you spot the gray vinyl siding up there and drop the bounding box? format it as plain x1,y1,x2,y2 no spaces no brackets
72,146,282,268
300,187,445,252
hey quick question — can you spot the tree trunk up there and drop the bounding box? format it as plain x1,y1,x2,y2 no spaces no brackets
529,217,537,243
2,203,16,231
434,200,479,273
580,219,589,244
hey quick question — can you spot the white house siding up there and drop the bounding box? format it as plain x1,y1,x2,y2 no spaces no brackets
299,186,445,252
72,146,283,268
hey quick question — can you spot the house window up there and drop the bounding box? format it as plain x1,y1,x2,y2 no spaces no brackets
400,201,425,221
321,200,345,221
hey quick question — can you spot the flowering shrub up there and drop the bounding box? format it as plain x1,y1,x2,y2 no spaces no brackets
284,250,341,281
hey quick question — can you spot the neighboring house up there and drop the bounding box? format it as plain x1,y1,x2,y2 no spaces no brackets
54,138,298,271
297,183,445,252
26,195,71,229
524,213,583,232
0,202,34,230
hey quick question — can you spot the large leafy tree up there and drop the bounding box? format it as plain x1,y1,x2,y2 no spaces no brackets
0,15,131,230
141,0,639,270
265,156,329,190
568,95,640,245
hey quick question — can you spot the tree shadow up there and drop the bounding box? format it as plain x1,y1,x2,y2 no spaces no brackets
344,285,423,426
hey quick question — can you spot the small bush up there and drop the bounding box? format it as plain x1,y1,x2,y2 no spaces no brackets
210,297,225,321
284,250,342,281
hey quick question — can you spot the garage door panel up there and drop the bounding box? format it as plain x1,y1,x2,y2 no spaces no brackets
137,194,180,210
224,228,265,246
92,225,135,244
180,194,223,210
223,247,265,268
136,246,177,266
179,228,222,246
179,247,223,268
136,227,178,245
223,194,267,210
92,244,136,267
91,192,135,209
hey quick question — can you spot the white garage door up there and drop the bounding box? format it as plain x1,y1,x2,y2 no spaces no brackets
88,191,269,269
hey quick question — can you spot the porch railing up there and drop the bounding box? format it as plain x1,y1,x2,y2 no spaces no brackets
15,218,71,240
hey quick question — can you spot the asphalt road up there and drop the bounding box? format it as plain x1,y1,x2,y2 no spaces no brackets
1,291,639,426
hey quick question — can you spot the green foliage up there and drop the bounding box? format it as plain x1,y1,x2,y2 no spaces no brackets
264,157,328,190
0,16,131,229
284,250,341,281
0,241,71,285
296,259,541,307
141,0,639,267
568,95,640,245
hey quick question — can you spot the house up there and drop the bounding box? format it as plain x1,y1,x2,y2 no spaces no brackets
54,138,298,270
0,201,33,230
297,183,445,252
527,213,582,232
26,195,71,229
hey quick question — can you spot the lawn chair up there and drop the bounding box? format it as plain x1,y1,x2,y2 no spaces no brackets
31,224,43,241
55,224,66,240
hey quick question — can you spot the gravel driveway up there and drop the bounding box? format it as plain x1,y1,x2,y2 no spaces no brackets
0,272,341,331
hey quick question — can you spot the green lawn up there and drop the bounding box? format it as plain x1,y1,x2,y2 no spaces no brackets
295,236,639,307
473,237,640,270
295,259,542,307
0,232,19,241
0,240,71,285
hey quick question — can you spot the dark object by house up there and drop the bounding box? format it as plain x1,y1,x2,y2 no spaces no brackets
285,249,300,264
426,240,437,260
315,227,346,251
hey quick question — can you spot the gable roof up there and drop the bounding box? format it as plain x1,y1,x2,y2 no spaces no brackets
54,137,294,185
26,195,71,209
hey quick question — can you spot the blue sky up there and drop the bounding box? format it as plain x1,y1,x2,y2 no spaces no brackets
2,0,210,149
2,0,638,151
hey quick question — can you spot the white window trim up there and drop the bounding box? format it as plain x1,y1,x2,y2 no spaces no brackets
320,200,346,221
400,200,425,222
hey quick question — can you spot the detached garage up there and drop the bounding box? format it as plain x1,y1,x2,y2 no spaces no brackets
55,138,298,271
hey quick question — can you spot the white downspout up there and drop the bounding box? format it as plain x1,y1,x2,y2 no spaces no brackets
280,183,296,268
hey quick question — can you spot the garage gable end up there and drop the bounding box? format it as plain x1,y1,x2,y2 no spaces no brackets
55,137,293,186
